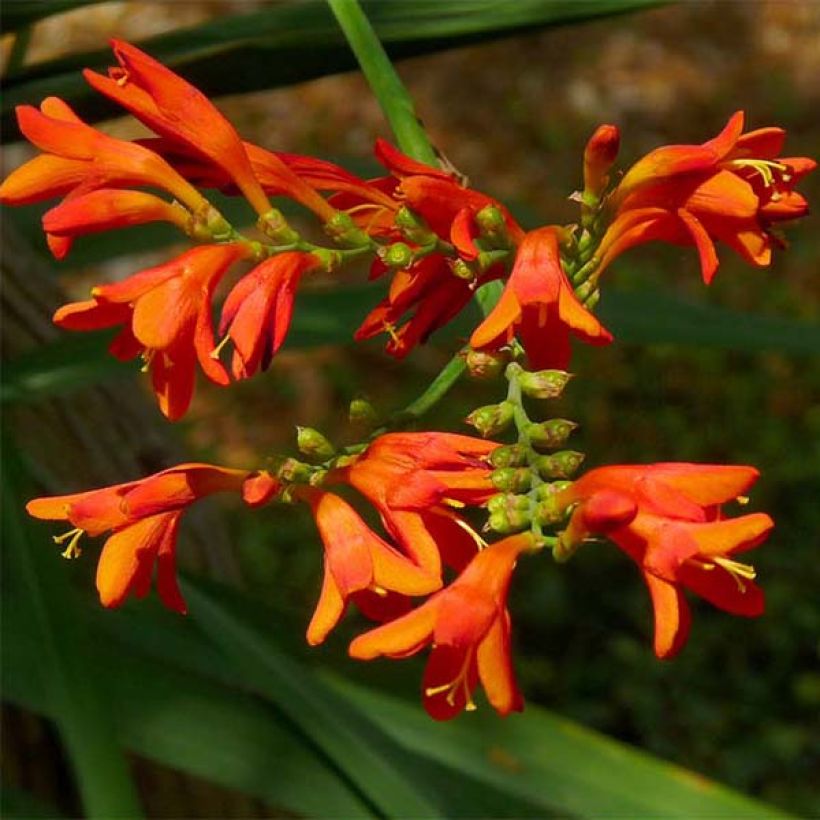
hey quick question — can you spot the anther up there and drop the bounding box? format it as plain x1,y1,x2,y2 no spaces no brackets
53,527,85,559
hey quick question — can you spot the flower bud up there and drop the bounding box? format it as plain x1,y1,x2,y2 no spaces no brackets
487,492,530,514
525,419,578,449
583,124,620,199
258,208,299,245
296,427,336,460
349,397,379,430
242,471,281,507
465,401,514,438
451,258,476,281
534,483,574,526
534,480,572,503
277,457,314,483
475,205,508,243
488,508,531,534
465,348,508,380
491,467,533,493
395,206,435,245
518,369,573,400
489,444,528,468
379,241,414,268
325,211,370,248
536,450,585,479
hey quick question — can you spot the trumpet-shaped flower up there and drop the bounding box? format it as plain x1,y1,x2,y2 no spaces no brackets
557,463,773,658
349,533,532,720
54,243,248,420
216,251,320,379
298,488,440,646
471,226,612,369
600,111,816,283
334,432,498,577
83,39,273,218
27,464,273,612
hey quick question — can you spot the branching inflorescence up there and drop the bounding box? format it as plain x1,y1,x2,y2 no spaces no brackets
3,41,814,721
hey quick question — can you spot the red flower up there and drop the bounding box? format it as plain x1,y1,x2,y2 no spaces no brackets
83,40,273,218
471,226,612,369
557,463,773,658
297,488,440,646
599,111,816,283
26,464,274,612
54,243,248,420
349,533,532,720
334,432,497,578
216,251,320,379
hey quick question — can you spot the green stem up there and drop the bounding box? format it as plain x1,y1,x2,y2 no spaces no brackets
326,0,438,166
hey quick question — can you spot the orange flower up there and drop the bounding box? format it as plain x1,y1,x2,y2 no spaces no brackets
471,226,612,369
1,98,207,211
83,39,273,218
297,488,440,646
599,111,816,283
54,243,248,420
216,251,321,379
26,464,274,612
349,533,532,720
354,254,484,358
334,432,497,578
557,463,773,658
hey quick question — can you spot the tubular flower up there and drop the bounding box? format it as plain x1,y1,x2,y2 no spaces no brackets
557,463,773,658
333,432,498,578
216,251,321,379
355,254,487,358
83,39,273,218
54,243,248,420
471,226,612,369
599,111,816,284
296,488,441,646
26,464,275,612
349,533,532,720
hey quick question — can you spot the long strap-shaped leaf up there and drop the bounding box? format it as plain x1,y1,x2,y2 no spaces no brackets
1,440,143,818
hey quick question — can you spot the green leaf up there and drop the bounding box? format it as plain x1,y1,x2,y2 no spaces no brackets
182,582,446,818
1,0,109,33
324,675,789,819
599,289,820,356
2,0,661,136
1,601,374,817
1,440,142,818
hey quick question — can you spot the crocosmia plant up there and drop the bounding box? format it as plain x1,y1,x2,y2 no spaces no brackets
3,22,814,738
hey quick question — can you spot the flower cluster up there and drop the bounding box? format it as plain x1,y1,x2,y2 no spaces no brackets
6,41,814,720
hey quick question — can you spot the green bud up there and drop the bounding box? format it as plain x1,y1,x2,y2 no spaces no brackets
465,349,508,380
296,426,336,460
488,506,531,534
395,206,435,245
525,419,578,449
475,205,508,243
487,492,530,514
585,289,600,310
489,444,528,468
574,280,595,302
465,401,514,438
518,369,573,400
380,242,414,268
325,211,370,248
277,457,314,484
311,247,342,272
491,467,533,493
451,258,476,281
258,208,299,245
349,397,379,430
536,450,585,479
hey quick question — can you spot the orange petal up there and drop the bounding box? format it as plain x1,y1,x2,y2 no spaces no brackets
644,573,691,659
307,567,345,646
687,513,774,557
677,208,719,284
348,598,438,660
477,613,524,716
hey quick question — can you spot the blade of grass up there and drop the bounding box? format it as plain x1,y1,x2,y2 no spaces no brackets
1,439,142,818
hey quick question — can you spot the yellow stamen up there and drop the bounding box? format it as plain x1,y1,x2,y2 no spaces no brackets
442,498,465,509
53,527,85,559
140,349,155,373
692,555,757,593
425,650,477,710
736,495,750,506
383,322,401,345
371,584,388,598
210,333,232,360
723,158,787,187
